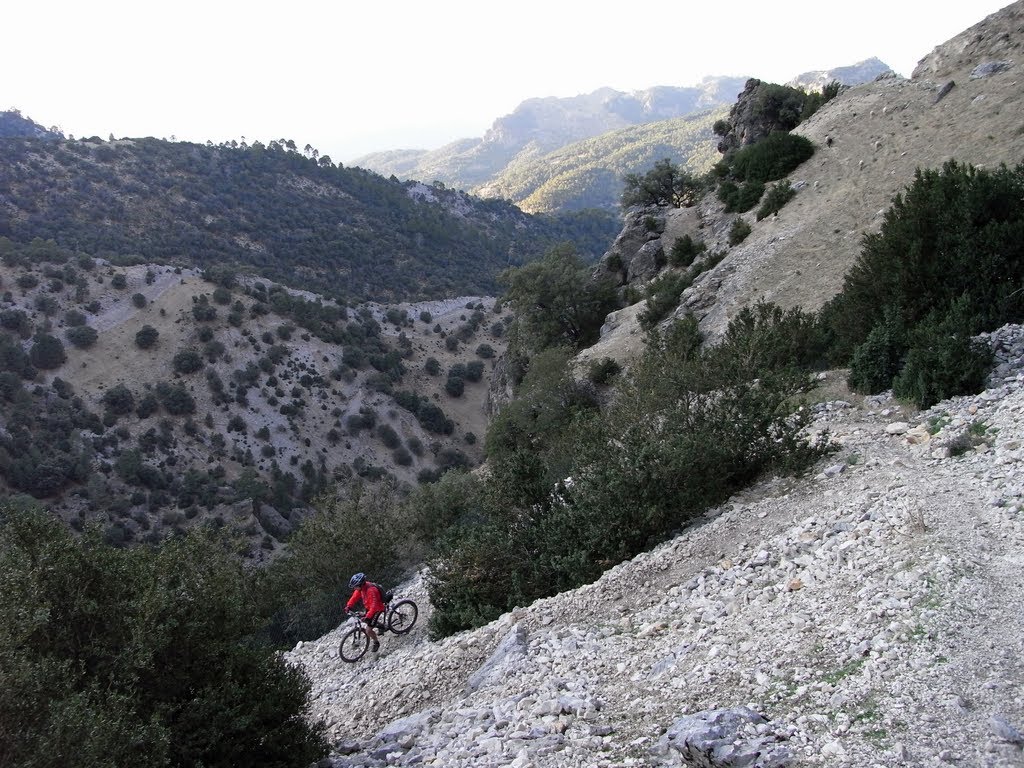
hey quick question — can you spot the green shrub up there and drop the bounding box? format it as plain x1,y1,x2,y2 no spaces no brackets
718,132,815,184
639,271,693,330
64,309,87,327
192,304,217,322
173,347,204,374
101,384,135,415
377,423,401,449
445,376,465,397
621,159,707,209
669,235,706,268
136,392,159,418
427,307,829,638
29,333,66,369
756,182,796,220
800,80,842,122
847,309,907,394
0,502,328,766
156,382,195,415
131,292,147,308
728,218,752,245
586,357,621,385
826,161,1024,359
110,273,127,289
65,325,98,349
135,325,159,349
892,307,993,408
718,180,765,213
499,243,618,351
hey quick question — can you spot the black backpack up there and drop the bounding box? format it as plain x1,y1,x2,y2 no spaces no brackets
368,581,392,604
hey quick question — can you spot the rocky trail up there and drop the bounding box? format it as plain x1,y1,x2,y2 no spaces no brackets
285,327,1024,767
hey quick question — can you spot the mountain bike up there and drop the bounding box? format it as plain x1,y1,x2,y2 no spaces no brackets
339,596,419,663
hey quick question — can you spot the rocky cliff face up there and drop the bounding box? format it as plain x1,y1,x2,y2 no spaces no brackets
713,78,808,154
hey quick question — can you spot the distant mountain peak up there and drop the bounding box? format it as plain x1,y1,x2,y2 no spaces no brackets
788,57,894,91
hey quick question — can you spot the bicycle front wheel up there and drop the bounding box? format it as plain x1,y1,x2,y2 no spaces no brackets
339,627,369,662
387,599,418,634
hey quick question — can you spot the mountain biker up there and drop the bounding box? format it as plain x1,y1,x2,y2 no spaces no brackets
344,572,385,652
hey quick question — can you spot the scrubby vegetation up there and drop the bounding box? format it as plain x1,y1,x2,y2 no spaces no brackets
823,160,1024,406
715,133,814,213
621,158,710,209
0,137,617,303
425,306,831,637
0,500,328,765
487,109,726,213
499,243,617,350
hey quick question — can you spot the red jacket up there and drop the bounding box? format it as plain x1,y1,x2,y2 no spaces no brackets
346,583,384,616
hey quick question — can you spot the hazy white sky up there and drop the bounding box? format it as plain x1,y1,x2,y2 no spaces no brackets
2,1,1009,162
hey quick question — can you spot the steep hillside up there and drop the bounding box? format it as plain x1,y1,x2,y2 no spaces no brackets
289,340,1024,767
581,0,1024,371
0,109,62,140
353,67,889,215
686,3,1024,341
0,242,511,552
0,137,617,303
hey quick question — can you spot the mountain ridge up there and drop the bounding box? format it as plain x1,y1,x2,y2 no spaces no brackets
351,65,890,214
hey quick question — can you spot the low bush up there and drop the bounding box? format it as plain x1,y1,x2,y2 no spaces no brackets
173,348,204,374
756,181,796,220
29,333,66,369
892,308,993,408
65,325,98,349
668,235,706,268
728,218,752,245
639,271,693,330
718,180,765,213
720,132,815,184
586,357,621,385
135,325,159,349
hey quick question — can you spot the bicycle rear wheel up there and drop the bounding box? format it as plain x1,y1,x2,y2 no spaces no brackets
387,599,418,634
339,627,369,662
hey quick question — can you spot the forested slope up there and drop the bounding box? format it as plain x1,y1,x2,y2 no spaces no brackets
0,137,618,302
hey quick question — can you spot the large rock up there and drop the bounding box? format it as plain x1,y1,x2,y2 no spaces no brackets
715,78,804,154
628,240,666,284
596,208,664,287
657,707,791,767
466,623,528,692
256,503,294,539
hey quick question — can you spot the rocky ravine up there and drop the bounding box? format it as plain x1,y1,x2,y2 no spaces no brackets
287,327,1024,768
